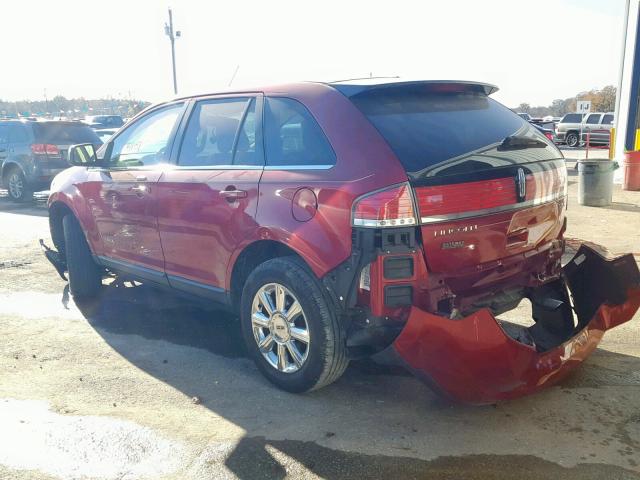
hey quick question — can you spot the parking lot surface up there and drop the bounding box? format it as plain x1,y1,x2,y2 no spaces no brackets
0,151,639,479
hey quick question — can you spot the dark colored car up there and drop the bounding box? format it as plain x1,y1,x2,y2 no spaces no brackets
83,115,124,129
43,80,640,403
94,128,119,144
0,120,101,201
532,123,556,142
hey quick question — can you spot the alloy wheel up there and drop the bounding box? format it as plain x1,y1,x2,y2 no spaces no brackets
8,172,23,200
566,133,578,148
251,283,310,373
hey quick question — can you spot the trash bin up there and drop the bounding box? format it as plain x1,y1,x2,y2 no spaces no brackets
577,160,617,207
622,151,640,191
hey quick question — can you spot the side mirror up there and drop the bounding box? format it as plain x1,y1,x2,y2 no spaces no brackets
69,143,98,166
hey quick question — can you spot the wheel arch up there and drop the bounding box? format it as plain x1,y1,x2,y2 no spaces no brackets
1,161,24,181
48,193,102,256
228,239,314,311
48,200,74,253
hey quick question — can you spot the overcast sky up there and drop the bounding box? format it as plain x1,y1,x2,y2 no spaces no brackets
1,0,626,107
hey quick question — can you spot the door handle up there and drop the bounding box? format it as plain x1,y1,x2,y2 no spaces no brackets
219,189,248,199
135,175,148,182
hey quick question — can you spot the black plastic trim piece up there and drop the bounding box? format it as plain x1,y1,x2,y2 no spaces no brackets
96,255,169,286
96,255,233,309
384,285,413,307
167,274,230,306
383,256,414,280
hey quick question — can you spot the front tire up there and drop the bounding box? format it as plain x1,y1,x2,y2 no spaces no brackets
62,215,102,299
6,168,33,202
240,257,349,393
565,132,579,148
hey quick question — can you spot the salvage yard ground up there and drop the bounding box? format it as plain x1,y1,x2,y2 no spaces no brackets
0,149,639,480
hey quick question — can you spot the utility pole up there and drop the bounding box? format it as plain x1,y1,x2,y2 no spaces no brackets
164,8,181,95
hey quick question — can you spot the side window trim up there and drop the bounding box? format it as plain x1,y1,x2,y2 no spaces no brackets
171,94,265,169
230,99,253,164
100,101,187,168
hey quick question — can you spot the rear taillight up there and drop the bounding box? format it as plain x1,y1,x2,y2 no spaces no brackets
352,183,417,228
416,178,517,219
31,144,60,155
415,168,568,222
544,132,554,141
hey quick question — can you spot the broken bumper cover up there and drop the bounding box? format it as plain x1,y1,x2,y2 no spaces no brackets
390,245,640,404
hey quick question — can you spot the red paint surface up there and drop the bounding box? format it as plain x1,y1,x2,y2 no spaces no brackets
156,168,262,287
393,286,640,405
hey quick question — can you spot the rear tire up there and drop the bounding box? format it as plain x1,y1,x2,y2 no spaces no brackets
6,168,33,202
240,257,349,393
62,214,102,299
565,132,579,148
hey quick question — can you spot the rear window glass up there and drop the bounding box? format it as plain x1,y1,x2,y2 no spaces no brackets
350,88,530,173
561,113,583,123
34,123,101,144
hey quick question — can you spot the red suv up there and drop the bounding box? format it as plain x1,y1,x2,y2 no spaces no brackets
44,80,639,403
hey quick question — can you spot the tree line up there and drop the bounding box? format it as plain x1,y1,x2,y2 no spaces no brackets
0,95,151,119
514,85,616,117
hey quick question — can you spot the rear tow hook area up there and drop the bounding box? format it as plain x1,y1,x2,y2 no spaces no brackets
39,239,67,281
386,244,640,404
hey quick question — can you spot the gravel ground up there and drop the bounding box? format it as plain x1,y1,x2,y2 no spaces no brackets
0,150,639,479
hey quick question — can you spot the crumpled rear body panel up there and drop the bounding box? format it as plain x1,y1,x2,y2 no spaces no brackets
390,245,640,404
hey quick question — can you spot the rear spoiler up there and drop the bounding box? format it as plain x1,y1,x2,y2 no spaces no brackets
331,80,499,98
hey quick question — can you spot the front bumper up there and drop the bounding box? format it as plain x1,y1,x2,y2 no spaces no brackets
388,245,640,404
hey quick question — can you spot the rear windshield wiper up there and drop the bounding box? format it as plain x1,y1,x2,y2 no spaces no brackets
498,135,547,151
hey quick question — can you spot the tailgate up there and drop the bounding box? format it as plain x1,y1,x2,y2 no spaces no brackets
414,160,567,273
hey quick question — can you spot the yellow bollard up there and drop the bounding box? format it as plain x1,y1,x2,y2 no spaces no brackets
609,127,615,160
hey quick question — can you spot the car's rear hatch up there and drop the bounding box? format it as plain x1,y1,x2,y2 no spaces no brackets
343,81,567,280
33,122,102,168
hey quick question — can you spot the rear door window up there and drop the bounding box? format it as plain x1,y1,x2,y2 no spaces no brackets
349,86,556,175
264,97,336,168
178,97,262,167
585,114,601,124
33,123,100,144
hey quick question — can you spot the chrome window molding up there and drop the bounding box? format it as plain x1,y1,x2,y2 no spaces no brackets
264,164,335,171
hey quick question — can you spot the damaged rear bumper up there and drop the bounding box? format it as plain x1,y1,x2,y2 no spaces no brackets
389,245,640,404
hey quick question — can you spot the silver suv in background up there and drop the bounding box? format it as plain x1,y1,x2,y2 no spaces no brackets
555,113,585,147
580,112,614,145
